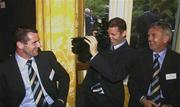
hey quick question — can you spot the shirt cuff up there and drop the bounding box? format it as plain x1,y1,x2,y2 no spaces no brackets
139,96,147,104
57,99,64,104
90,52,98,60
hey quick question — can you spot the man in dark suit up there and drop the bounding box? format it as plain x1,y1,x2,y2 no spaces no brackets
85,8,95,36
0,26,70,107
76,17,137,107
128,21,180,107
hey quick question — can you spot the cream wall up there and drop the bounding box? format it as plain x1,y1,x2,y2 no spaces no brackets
109,0,133,44
175,22,180,53
174,0,180,53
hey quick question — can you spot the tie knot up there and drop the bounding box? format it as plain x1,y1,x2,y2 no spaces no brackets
26,60,32,66
154,54,160,59
111,46,115,51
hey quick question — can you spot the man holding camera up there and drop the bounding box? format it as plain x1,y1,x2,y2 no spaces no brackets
76,17,137,107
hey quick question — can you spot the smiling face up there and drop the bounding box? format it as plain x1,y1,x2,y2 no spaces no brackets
23,32,41,57
107,17,127,46
17,32,41,59
108,27,126,46
148,26,170,52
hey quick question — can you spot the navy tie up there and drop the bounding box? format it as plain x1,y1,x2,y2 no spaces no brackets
26,60,48,107
150,54,161,105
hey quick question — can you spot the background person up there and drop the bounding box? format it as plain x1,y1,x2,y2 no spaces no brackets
85,8,95,36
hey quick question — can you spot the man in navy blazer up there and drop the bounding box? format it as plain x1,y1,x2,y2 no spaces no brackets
76,17,137,107
128,21,180,107
0,26,70,107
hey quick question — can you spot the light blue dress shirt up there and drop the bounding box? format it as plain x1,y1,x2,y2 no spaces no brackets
15,53,54,107
147,48,167,98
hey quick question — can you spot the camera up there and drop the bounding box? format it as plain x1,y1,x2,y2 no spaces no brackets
71,31,110,63
71,17,110,63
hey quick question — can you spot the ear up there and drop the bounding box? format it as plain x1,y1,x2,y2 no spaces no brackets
122,30,127,38
16,41,24,49
163,35,170,43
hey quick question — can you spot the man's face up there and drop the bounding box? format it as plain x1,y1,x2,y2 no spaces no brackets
107,27,126,46
148,26,169,52
22,32,41,58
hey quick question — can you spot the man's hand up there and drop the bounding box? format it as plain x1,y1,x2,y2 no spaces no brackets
141,99,159,107
161,104,173,107
84,36,98,57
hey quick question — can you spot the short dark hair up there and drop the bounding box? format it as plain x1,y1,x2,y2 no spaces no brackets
149,21,172,39
108,17,127,32
15,26,38,43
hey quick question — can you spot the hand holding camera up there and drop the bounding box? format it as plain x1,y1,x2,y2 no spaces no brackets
84,36,98,57
71,34,110,63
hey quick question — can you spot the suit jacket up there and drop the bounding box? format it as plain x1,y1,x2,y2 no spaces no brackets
128,48,180,107
76,41,137,107
0,51,70,107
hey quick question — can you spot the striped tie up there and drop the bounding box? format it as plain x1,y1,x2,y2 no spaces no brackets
150,54,161,105
26,60,48,107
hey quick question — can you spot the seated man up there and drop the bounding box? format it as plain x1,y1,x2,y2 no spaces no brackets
0,26,70,107
128,21,180,107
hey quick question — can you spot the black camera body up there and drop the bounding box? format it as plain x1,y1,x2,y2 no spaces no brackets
71,32,110,63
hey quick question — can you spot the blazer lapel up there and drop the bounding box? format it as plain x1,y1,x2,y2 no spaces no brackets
144,51,153,78
159,49,174,81
35,56,47,86
11,57,26,99
144,50,154,83
35,55,56,98
160,49,170,74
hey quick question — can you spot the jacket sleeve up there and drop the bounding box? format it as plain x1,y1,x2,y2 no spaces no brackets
127,53,145,105
90,53,127,82
128,69,144,104
0,71,3,106
48,51,70,107
90,49,137,83
0,64,5,106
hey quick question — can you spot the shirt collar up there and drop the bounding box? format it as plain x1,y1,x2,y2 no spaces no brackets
15,52,35,67
153,48,167,60
112,40,126,50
